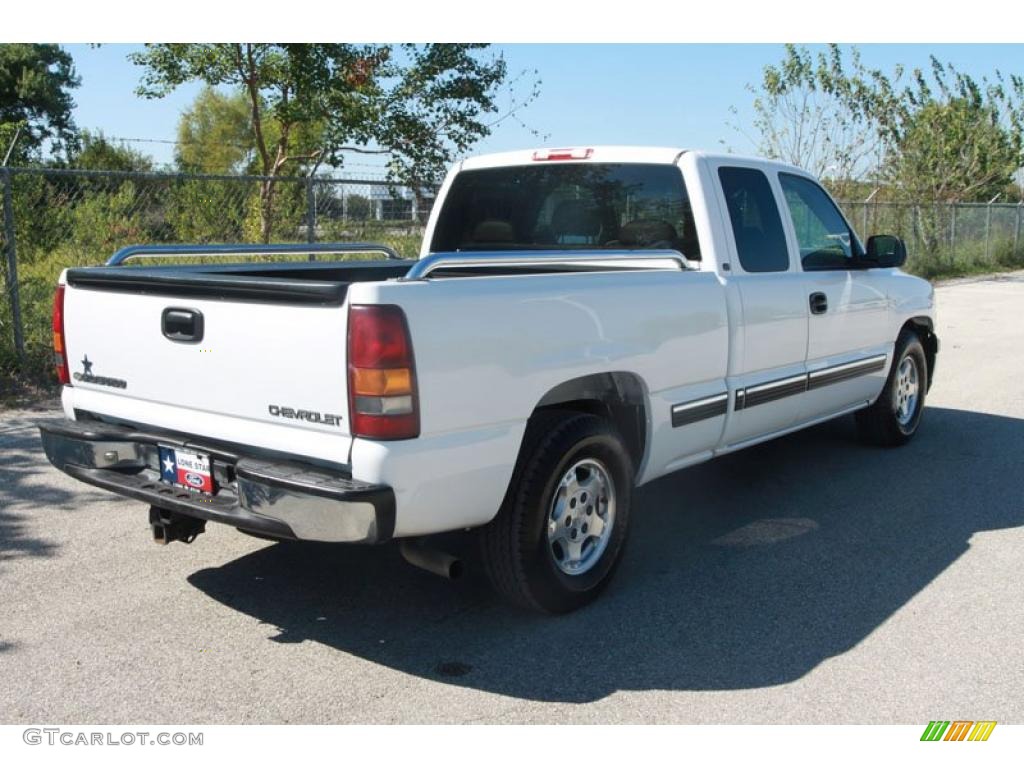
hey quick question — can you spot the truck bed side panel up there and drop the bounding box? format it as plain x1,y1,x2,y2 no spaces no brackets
349,269,729,534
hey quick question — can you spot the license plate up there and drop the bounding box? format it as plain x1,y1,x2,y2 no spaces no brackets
158,445,214,494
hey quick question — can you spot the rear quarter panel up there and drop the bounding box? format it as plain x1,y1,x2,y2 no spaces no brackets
348,269,729,535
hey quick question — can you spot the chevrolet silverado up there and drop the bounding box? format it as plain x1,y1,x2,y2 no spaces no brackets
39,147,937,613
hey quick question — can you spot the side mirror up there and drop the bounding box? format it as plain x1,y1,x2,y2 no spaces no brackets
865,234,907,268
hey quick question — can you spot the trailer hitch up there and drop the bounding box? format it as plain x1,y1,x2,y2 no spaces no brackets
149,505,206,545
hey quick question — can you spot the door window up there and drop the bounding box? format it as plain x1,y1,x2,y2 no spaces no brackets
717,167,790,273
779,173,858,270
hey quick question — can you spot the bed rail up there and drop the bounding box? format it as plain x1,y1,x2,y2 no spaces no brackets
107,242,402,266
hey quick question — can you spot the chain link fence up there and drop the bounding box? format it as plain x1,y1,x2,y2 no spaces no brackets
1,166,433,398
3,165,1024,399
843,200,1024,278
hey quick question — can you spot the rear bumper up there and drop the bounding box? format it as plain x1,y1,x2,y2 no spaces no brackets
38,418,394,544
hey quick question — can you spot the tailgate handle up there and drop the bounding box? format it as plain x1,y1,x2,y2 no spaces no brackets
162,308,204,343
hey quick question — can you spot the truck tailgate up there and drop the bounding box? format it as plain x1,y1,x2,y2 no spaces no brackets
61,274,354,454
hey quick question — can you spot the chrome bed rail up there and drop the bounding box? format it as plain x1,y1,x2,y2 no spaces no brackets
404,249,696,280
107,242,402,266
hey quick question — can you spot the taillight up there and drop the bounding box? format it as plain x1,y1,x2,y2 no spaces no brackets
347,305,419,440
52,284,70,385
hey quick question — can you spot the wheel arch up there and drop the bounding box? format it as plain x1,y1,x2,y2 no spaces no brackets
902,315,938,391
532,371,649,473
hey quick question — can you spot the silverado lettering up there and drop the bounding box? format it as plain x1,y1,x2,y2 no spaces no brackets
72,372,128,389
72,356,127,389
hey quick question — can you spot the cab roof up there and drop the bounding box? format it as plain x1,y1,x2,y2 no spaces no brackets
457,146,810,177
459,146,686,170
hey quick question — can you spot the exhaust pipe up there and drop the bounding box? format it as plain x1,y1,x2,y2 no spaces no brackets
400,540,464,580
149,505,206,545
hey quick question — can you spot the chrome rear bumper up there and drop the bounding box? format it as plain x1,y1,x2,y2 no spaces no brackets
38,418,394,544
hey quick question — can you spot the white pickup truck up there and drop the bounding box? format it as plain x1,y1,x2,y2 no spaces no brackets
39,146,937,613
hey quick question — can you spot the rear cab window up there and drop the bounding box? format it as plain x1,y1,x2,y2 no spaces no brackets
717,166,790,273
430,163,702,261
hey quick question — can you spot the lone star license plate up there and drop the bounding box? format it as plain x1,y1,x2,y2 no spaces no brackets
158,445,215,494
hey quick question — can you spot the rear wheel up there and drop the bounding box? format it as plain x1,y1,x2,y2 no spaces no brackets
855,329,928,446
479,411,633,613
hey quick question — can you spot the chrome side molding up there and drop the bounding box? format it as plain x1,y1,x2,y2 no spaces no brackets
732,354,890,413
671,354,892,425
737,374,809,411
671,393,729,427
807,354,887,390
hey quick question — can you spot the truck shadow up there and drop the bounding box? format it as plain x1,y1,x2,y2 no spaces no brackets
0,416,71,567
188,406,1024,703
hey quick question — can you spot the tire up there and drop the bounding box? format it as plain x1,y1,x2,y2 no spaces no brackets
855,328,928,447
479,410,634,614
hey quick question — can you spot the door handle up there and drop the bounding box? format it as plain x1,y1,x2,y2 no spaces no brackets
809,292,828,315
162,307,204,343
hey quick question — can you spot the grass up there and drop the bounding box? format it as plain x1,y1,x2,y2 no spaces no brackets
905,238,1024,280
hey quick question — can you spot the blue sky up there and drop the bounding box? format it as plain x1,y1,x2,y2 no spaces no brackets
65,44,1024,173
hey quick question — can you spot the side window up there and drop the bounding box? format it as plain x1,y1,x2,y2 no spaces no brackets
779,173,857,271
717,167,790,273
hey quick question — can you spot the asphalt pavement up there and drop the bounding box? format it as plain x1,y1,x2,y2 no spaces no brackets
2,272,1023,724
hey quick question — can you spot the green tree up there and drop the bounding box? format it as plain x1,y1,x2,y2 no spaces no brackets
170,88,256,242
731,44,883,199
67,130,154,172
864,58,1024,260
893,99,1017,203
130,44,537,242
870,59,1024,204
344,193,372,221
66,181,147,259
171,85,324,242
166,178,249,243
738,46,1024,208
175,87,255,174
0,44,80,161
61,131,157,252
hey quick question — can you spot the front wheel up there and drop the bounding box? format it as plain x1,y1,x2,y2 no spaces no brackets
479,411,634,614
855,329,928,446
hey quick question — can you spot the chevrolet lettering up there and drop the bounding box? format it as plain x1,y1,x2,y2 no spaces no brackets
267,404,344,427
